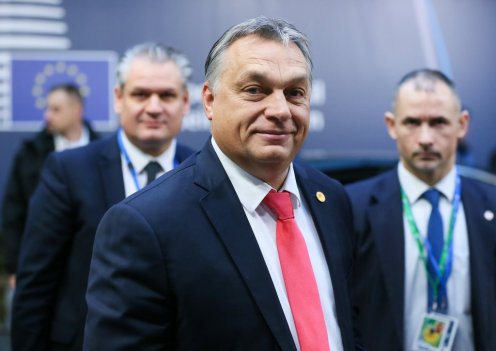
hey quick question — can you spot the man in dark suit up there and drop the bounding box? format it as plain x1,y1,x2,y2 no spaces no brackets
11,43,195,351
84,16,360,351
2,83,98,287
2,83,99,330
347,69,496,351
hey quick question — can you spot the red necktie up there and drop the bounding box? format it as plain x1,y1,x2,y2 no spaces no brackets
263,191,330,351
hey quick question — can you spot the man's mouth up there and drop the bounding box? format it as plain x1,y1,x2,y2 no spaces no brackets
142,120,163,128
415,151,440,160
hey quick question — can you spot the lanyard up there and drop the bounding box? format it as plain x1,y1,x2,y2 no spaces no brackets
117,129,178,192
400,175,461,311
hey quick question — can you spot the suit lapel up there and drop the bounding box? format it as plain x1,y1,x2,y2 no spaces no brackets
368,170,405,344
195,142,296,351
99,135,126,207
461,178,496,350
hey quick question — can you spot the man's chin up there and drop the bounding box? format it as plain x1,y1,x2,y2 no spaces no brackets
142,138,169,148
255,148,296,166
133,135,171,154
139,131,170,144
412,161,439,175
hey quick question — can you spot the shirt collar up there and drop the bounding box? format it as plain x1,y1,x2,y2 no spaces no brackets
54,125,90,152
120,130,176,173
398,162,457,203
211,137,302,213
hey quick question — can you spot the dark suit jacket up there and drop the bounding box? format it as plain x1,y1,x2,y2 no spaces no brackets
346,168,496,351
11,134,194,351
2,122,98,274
84,141,360,351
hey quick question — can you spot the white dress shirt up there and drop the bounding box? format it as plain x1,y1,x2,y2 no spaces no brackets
54,126,90,151
120,132,177,197
399,163,473,351
212,138,343,351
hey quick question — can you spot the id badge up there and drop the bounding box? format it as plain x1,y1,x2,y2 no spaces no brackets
413,312,458,351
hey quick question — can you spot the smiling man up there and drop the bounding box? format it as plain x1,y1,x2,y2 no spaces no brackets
347,69,496,351
84,16,360,351
11,43,195,351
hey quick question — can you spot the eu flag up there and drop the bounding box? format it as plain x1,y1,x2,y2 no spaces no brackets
6,51,117,131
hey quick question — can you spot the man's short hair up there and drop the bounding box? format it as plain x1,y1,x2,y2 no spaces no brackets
116,42,193,89
204,16,313,93
48,83,84,106
392,68,462,113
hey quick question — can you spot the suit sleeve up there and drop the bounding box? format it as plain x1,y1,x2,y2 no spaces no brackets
84,203,173,350
11,153,78,350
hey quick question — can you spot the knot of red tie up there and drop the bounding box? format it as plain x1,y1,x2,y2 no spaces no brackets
263,190,294,220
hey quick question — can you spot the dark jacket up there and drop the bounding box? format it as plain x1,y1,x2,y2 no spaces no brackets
84,140,361,350
346,169,496,351
2,122,99,274
12,134,195,351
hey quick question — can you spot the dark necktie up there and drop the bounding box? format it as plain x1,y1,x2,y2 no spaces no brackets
422,188,446,312
263,191,330,351
144,161,163,185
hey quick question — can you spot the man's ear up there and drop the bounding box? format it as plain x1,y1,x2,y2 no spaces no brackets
202,83,214,121
457,109,470,139
114,86,123,115
384,111,398,140
181,88,190,116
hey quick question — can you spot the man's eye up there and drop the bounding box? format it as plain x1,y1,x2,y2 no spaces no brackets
430,118,448,127
286,89,305,98
404,119,420,126
132,92,148,98
160,92,177,100
245,86,261,94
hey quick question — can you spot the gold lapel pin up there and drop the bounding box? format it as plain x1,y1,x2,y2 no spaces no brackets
316,191,326,203
484,210,494,221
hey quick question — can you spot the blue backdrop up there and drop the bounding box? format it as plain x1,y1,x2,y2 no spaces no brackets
1,0,495,219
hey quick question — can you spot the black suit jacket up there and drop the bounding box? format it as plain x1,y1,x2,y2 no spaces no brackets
346,168,496,351
11,134,194,351
2,123,98,274
84,140,360,350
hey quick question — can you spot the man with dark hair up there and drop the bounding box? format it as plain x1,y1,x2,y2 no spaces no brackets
84,16,360,351
347,69,496,351
2,83,98,328
11,43,195,351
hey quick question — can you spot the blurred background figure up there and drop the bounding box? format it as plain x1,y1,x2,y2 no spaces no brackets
347,69,496,351
1,83,98,330
10,42,194,351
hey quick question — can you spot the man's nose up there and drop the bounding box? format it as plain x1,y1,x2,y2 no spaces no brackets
418,124,435,145
146,94,163,114
265,91,291,120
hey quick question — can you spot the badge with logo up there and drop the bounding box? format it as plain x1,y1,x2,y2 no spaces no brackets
413,312,458,351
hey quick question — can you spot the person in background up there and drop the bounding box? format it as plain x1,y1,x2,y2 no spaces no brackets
84,16,362,351
347,68,496,351
11,42,195,351
1,83,98,329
